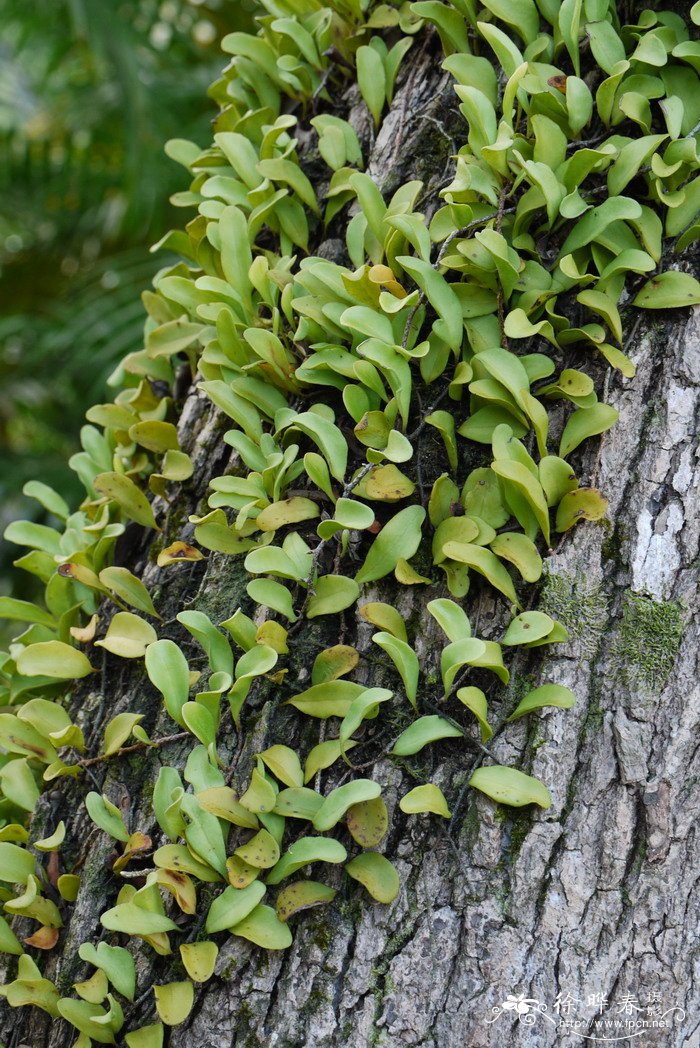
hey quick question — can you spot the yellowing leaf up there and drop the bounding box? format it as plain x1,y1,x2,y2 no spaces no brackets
95,612,157,659
358,602,407,641
256,497,320,532
311,645,359,685
234,828,280,869
180,941,218,983
258,745,303,788
346,797,388,847
276,881,336,922
555,488,609,531
125,1025,165,1048
154,981,194,1026
156,542,205,567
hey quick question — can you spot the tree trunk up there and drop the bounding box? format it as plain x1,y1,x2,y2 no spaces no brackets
2,26,699,1048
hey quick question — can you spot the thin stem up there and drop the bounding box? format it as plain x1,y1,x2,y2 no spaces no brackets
79,731,189,768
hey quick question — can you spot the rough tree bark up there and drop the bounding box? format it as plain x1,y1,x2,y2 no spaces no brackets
1,26,699,1048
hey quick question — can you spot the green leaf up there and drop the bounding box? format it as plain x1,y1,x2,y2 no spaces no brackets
205,882,266,933
633,271,700,309
247,579,297,622
85,793,130,843
145,640,190,726
502,611,557,646
372,633,419,708
399,783,451,817
57,998,120,1044
331,498,376,531
100,903,177,936
0,597,56,629
181,793,228,876
559,196,642,255
491,460,551,546
339,687,392,759
345,852,399,903
230,903,293,949
16,640,94,680
0,841,36,884
508,684,576,721
307,576,360,618
355,506,426,584
257,159,319,216
267,836,347,885
273,787,324,820
95,613,157,659
176,610,233,677
440,637,488,694
0,914,23,955
99,567,160,618
469,765,552,808
457,686,493,742
489,532,543,583
356,45,387,127
304,739,357,783
559,405,618,458
78,942,135,1001
481,0,540,45
312,779,382,831
442,542,521,607
285,680,366,719
0,758,39,812
398,256,463,349
392,715,463,756
94,472,158,531
426,598,471,643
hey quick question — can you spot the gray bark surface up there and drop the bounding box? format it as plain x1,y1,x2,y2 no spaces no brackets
1,31,699,1048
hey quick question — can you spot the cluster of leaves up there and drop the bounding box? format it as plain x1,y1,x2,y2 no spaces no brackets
1,0,700,1041
0,0,250,563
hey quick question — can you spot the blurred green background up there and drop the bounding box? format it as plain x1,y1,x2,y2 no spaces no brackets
0,0,257,593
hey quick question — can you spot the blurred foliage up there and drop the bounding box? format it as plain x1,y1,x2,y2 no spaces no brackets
0,0,257,591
